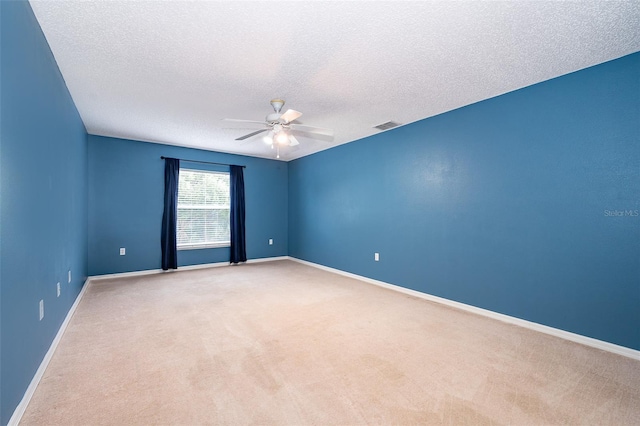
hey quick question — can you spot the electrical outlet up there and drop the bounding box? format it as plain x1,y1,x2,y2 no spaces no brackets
68,270,71,284
39,300,44,321
57,282,61,297
269,239,273,245
120,247,126,256
374,253,380,261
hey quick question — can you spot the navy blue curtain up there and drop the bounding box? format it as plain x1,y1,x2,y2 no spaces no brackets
230,165,247,264
161,158,180,270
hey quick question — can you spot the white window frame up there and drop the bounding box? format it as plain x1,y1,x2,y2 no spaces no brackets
177,168,230,250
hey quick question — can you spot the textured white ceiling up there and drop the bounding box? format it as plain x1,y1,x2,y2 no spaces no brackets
29,1,640,161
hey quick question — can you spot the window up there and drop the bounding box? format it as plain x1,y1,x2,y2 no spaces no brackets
177,169,230,249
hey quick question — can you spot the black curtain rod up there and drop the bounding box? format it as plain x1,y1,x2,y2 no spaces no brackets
160,156,246,168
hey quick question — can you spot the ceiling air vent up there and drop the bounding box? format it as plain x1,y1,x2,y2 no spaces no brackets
373,121,401,131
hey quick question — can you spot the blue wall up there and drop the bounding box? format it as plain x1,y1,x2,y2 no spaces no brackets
0,2,88,423
289,53,640,350
88,136,288,275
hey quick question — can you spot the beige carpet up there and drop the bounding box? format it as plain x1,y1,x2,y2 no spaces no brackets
20,260,640,425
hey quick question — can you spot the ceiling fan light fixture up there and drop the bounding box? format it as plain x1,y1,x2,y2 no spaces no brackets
263,130,275,145
276,132,289,145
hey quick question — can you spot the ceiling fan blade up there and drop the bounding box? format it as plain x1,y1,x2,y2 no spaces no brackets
289,123,333,136
280,109,302,123
288,134,300,146
223,118,266,125
235,129,268,141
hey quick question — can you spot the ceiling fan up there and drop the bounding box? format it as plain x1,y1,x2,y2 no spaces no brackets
223,99,333,157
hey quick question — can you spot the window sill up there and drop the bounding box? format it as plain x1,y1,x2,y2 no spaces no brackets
178,242,230,251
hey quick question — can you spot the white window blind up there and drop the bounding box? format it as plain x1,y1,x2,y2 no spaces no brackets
177,169,230,249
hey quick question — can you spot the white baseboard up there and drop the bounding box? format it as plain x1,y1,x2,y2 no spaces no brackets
89,262,227,280
247,256,289,264
7,278,91,426
89,256,290,281
288,257,640,361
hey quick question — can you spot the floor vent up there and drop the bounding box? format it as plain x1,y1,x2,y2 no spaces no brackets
373,121,401,131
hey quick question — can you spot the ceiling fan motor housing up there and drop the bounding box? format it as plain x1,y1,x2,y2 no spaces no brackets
266,112,282,122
